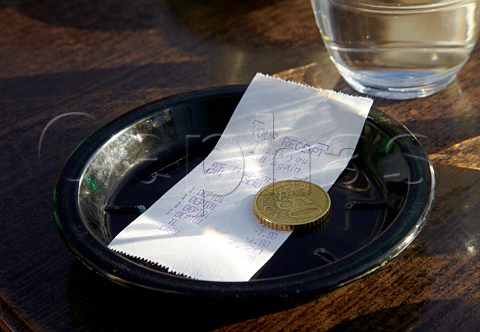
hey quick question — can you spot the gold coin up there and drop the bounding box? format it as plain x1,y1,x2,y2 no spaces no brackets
253,180,331,231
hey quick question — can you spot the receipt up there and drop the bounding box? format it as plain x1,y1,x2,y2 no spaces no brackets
109,74,372,281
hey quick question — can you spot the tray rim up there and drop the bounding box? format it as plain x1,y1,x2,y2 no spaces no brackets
53,85,435,300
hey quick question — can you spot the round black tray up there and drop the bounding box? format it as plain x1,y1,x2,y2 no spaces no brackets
53,85,435,301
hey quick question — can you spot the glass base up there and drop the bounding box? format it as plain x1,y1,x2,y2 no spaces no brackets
334,62,465,100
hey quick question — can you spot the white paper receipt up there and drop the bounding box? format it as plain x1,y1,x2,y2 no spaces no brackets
109,73,373,281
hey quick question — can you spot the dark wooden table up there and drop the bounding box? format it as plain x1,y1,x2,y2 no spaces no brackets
1,1,479,331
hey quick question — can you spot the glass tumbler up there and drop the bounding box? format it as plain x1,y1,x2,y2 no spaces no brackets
311,0,480,99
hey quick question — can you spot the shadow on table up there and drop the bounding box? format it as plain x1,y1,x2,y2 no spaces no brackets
2,0,171,30
66,260,306,331
328,298,480,332
2,0,320,51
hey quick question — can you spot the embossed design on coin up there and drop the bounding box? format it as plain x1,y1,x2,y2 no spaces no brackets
253,180,331,231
